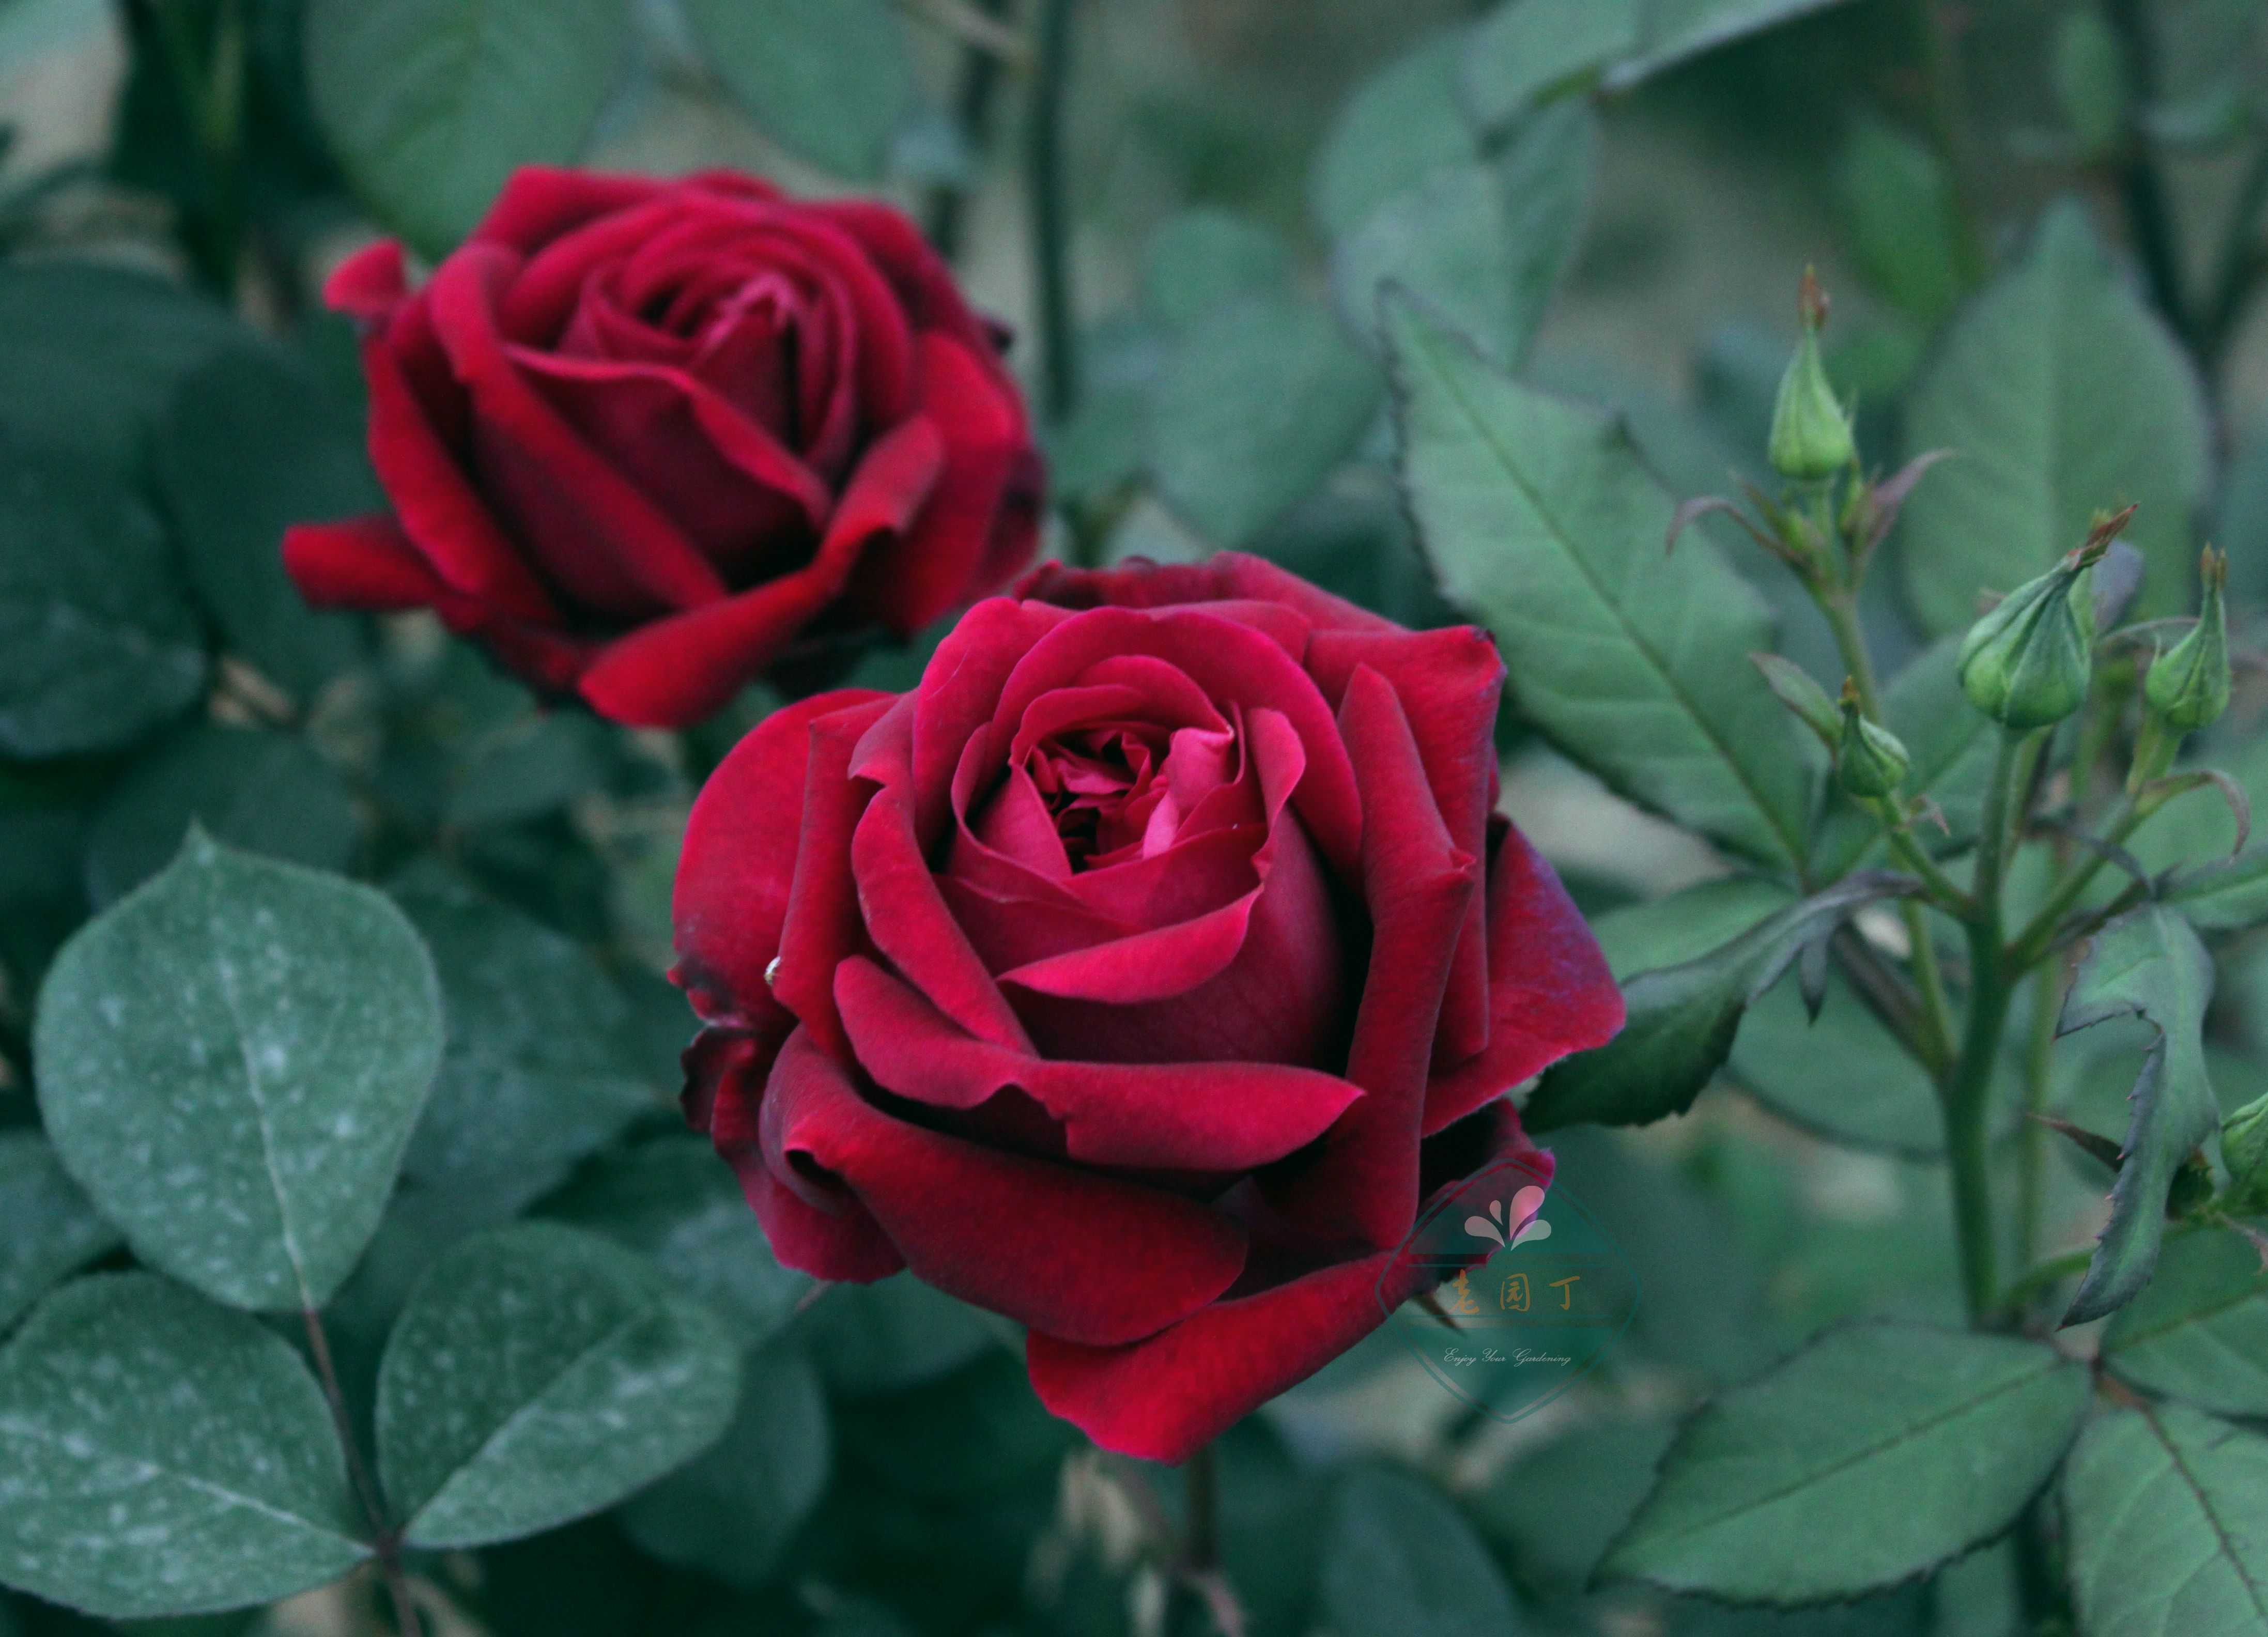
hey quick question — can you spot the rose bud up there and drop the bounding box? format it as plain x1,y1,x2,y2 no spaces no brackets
1958,524,2116,731
2143,548,2232,736
284,168,1043,728
1767,269,1855,484
1835,679,1911,799
2221,1092,2268,1215
670,555,1625,1461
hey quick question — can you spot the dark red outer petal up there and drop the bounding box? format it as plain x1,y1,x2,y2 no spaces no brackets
1422,818,1625,1134
1261,665,1477,1250
1026,1108,1552,1461
761,1028,1248,1346
282,515,448,609
671,688,891,1028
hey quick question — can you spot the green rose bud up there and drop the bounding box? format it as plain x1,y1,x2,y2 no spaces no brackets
1768,270,1856,483
1835,679,1911,798
1957,513,2127,730
2143,548,2232,736
2221,1092,2268,1216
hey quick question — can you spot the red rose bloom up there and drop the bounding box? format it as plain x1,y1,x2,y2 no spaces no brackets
284,167,1042,727
672,555,1622,1459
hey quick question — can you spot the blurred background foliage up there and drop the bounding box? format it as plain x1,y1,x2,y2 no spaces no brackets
1,0,2266,1633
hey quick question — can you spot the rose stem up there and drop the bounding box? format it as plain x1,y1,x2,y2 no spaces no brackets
1024,0,1080,426
924,0,1015,259
301,1307,424,1637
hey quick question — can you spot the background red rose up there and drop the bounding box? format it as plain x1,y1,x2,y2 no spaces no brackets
672,554,1623,1460
284,167,1042,728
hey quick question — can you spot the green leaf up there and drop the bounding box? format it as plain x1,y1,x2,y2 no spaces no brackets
155,348,377,701
443,711,622,830
1526,873,1910,1133
1472,1411,1676,1590
613,1343,829,1589
1609,0,1856,86
0,1273,367,1618
544,1136,809,1351
1834,116,1969,327
1389,298,1812,869
794,1273,997,1397
0,264,241,475
1333,101,1594,368
2168,848,2268,932
1731,972,1944,1155
2056,903,2219,1325
1900,200,2210,636
85,724,360,907
1461,0,1849,126
377,1221,740,1549
0,435,207,760
832,1350,1073,1506
2102,1227,2268,1416
34,833,442,1310
1460,0,1637,130
1320,1465,1519,1637
390,865,657,1221
1147,294,1381,546
1601,1322,2089,1603
0,1134,119,1335
305,0,632,257
1139,209,1291,337
2064,1401,2268,1637
682,0,911,181
1589,875,1794,979
1309,32,1474,239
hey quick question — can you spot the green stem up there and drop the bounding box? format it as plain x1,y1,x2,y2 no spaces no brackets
2016,959,2064,1269
2104,0,2193,350
1944,729,2033,1324
302,1309,422,1637
151,0,247,297
1822,588,1962,1063
2198,129,2268,368
921,0,1013,258
1023,0,1078,426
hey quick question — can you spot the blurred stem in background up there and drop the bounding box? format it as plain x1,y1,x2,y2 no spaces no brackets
142,0,248,297
1024,0,1079,430
923,0,1016,261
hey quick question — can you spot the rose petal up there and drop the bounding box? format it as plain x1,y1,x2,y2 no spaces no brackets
834,957,1362,1170
762,1028,1247,1346
850,782,1033,1052
1423,818,1625,1134
1306,626,1505,1065
427,245,731,618
577,418,945,725
672,688,891,1027
283,515,446,609
986,606,1363,879
1026,1120,1551,1461
325,240,409,321
1263,666,1476,1250
1019,550,1396,635
845,334,1032,634
360,307,563,627
470,166,673,255
768,696,898,1056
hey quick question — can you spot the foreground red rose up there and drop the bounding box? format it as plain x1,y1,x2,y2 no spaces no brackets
671,555,1623,1459
284,167,1042,727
